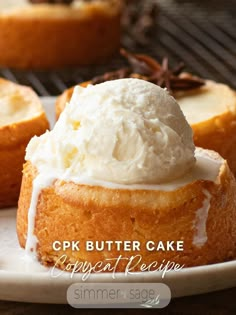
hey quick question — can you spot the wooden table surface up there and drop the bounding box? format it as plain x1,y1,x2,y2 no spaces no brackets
0,287,235,315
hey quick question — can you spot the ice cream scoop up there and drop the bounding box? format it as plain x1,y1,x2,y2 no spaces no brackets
26,78,196,184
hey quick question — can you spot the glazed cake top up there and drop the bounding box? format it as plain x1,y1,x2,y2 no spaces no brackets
176,81,236,125
0,79,44,127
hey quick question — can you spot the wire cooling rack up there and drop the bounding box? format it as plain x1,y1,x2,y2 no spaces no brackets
0,0,235,95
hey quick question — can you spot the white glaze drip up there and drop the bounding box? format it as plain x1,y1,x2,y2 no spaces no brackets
25,174,55,255
192,189,212,247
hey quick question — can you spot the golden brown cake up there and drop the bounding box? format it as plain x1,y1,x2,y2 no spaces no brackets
175,80,236,177
0,78,49,207
0,0,121,69
17,79,236,272
17,150,236,270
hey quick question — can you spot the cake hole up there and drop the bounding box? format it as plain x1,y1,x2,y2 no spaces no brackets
130,217,135,225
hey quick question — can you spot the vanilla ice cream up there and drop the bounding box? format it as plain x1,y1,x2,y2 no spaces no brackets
26,78,195,185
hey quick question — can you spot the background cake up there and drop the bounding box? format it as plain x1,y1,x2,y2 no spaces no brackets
0,78,49,207
0,0,121,69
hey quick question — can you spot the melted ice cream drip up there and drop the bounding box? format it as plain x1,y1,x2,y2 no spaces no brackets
192,189,212,247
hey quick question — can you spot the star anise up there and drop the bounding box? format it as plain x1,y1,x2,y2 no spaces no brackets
91,49,205,93
120,49,205,93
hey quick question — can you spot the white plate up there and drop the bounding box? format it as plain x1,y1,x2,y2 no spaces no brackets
1,208,236,304
0,97,235,304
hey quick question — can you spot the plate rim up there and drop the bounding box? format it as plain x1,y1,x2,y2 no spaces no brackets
0,97,235,302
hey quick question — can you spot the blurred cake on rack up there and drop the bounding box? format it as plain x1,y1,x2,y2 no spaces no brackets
0,78,49,207
56,49,236,177
0,0,121,69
